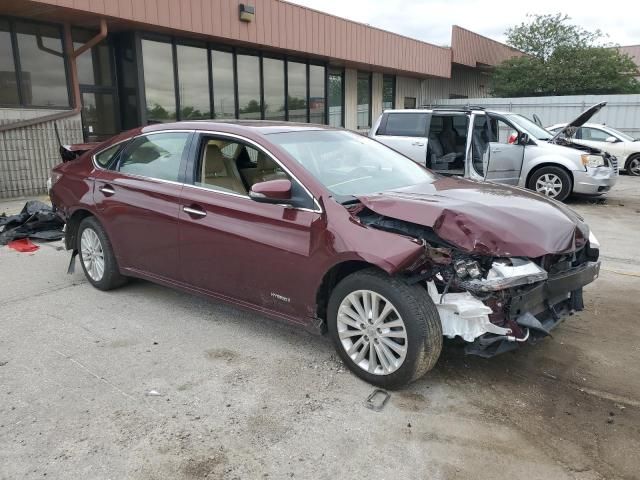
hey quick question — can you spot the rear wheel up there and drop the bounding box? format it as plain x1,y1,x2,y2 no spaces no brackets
77,216,127,291
626,154,640,176
528,166,572,202
327,268,442,389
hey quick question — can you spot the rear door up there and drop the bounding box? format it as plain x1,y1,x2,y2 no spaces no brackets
372,112,430,165
94,130,193,280
483,115,525,185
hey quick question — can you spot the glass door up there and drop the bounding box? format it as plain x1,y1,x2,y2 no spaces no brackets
80,91,118,142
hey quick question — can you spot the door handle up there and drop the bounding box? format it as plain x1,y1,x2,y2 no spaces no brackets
491,148,503,153
412,142,425,147
99,185,115,196
183,205,207,218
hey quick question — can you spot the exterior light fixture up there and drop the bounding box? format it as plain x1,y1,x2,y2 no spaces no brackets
239,4,255,22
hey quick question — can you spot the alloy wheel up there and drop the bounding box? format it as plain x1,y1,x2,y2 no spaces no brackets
629,158,640,176
336,290,408,375
535,173,563,197
80,227,105,281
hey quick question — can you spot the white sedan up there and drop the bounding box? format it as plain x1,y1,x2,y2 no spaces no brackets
547,123,640,176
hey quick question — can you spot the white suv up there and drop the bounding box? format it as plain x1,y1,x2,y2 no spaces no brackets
369,103,618,202
547,122,640,176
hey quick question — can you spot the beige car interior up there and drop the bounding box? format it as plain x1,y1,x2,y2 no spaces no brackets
200,139,288,195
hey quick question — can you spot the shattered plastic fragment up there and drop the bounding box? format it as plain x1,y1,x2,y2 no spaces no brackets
7,238,39,253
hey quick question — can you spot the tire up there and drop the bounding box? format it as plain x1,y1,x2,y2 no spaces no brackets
527,166,572,202
77,216,127,291
625,154,640,176
327,268,442,389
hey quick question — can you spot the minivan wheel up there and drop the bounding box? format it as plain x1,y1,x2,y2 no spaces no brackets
327,268,442,389
528,166,572,202
626,155,640,176
77,216,126,291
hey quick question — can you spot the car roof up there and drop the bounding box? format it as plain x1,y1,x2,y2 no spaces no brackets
140,120,335,136
381,108,512,115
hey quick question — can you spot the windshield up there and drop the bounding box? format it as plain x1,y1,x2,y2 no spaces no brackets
505,114,553,141
267,130,435,196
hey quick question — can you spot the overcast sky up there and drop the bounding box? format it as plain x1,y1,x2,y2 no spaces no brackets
288,0,639,47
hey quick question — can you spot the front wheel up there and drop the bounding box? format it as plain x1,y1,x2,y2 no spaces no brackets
528,166,572,202
626,154,640,176
327,268,442,389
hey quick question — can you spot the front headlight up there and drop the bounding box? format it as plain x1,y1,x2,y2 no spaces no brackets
458,258,548,292
581,154,605,168
589,230,600,249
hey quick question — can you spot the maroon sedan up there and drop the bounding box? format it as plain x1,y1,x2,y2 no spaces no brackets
50,121,601,388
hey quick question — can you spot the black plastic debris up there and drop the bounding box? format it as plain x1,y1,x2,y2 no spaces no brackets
0,200,64,246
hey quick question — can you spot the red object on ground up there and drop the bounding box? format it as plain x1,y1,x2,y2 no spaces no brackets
7,238,39,253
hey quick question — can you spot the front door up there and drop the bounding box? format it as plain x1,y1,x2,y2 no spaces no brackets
94,131,193,280
483,115,525,185
178,134,320,319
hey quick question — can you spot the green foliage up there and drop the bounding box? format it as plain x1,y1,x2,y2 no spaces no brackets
492,13,640,97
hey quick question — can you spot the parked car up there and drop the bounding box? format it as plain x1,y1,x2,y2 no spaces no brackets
50,121,601,388
547,122,640,176
369,102,618,202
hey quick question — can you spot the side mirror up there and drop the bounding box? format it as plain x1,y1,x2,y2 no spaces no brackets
519,132,530,145
249,179,292,204
605,136,618,143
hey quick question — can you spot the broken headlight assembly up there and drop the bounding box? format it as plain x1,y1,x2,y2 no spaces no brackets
581,154,605,168
457,257,548,292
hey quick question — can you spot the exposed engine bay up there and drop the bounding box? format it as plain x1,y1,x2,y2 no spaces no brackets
352,205,601,357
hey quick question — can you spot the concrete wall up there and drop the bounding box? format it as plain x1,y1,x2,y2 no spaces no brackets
421,65,492,105
0,109,83,199
436,94,640,138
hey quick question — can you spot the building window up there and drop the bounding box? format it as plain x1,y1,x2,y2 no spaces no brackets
8,20,70,107
176,44,210,119
357,71,372,129
211,50,235,119
141,39,176,122
328,69,343,127
0,19,19,105
263,57,285,120
404,97,417,109
382,74,395,110
236,54,261,119
73,29,113,87
287,61,307,122
309,64,325,124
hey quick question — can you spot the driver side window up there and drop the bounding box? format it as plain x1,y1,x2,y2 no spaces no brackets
196,137,289,195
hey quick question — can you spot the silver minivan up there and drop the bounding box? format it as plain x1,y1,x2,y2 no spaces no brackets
369,103,618,202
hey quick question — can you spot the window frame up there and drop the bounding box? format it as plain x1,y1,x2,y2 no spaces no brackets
356,71,373,130
184,131,321,212
0,15,72,109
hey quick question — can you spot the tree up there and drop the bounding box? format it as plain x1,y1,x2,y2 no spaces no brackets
491,13,640,97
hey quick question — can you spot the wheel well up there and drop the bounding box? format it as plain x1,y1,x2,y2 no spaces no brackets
315,261,379,326
65,209,94,250
526,163,574,190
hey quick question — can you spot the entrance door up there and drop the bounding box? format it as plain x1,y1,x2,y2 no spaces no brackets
483,115,525,185
81,91,119,142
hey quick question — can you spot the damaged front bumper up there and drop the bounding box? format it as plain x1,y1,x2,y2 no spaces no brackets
463,261,600,357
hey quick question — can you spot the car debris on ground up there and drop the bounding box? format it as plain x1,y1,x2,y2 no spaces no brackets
0,200,64,247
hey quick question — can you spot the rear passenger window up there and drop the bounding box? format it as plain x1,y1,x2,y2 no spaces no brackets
118,132,190,182
383,113,429,137
94,143,123,168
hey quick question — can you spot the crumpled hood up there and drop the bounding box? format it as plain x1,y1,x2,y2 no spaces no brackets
357,177,589,258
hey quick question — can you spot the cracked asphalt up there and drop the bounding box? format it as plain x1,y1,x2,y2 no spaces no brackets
1,176,639,480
